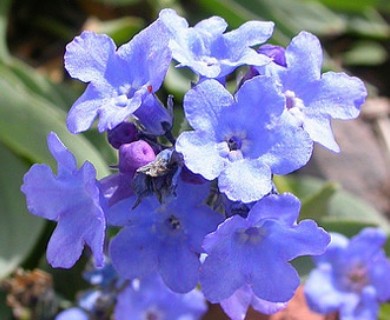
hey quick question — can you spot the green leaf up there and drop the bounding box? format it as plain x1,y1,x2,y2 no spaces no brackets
92,0,141,6
0,291,12,319
299,182,339,220
274,175,390,233
379,303,390,320
197,0,346,45
316,0,381,13
347,9,390,38
5,59,78,111
342,41,387,66
84,16,144,46
0,65,110,178
0,0,11,62
164,64,194,100
0,143,46,280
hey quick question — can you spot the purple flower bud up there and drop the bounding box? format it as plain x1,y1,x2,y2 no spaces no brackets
257,44,287,67
118,140,156,174
107,122,139,149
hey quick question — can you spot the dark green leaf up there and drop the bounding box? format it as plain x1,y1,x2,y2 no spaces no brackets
315,0,381,13
0,143,45,280
197,0,346,44
84,16,144,46
0,65,111,178
92,0,141,6
342,41,387,66
5,59,78,111
379,303,390,320
299,182,339,220
0,0,11,62
347,9,390,38
0,291,12,319
274,175,390,233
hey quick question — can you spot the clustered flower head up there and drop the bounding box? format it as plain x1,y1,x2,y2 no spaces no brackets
21,7,374,320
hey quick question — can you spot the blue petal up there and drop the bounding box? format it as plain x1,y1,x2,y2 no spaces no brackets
258,114,313,173
220,286,252,320
47,132,77,175
305,72,366,120
200,217,249,302
200,252,245,302
224,21,274,48
261,219,330,261
55,308,89,320
46,162,105,268
22,164,63,221
96,88,145,132
234,76,285,129
314,232,348,265
183,79,234,132
218,159,272,203
368,253,390,301
66,83,113,133
346,227,386,262
248,193,301,226
251,295,287,315
159,8,189,32
249,251,300,303
105,195,157,227
348,286,379,320
194,16,228,35
159,240,200,293
176,131,224,180
305,265,345,314
110,225,158,279
117,19,172,90
64,31,116,83
281,31,323,89
302,114,340,152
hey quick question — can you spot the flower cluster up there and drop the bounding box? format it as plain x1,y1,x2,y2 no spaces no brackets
21,8,370,320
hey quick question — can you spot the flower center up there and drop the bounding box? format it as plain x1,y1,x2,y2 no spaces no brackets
344,263,369,292
115,84,135,107
166,215,181,230
145,309,163,320
200,56,218,67
228,136,242,151
284,90,305,126
236,227,266,245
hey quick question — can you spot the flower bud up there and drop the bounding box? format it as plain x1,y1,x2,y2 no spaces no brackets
257,44,286,67
118,140,156,174
107,122,138,149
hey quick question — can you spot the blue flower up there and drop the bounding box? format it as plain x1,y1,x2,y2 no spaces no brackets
257,31,367,152
159,8,274,79
55,308,88,320
220,285,287,320
64,19,172,133
199,193,330,305
21,132,106,268
115,274,207,320
305,228,390,320
108,179,222,293
176,77,313,203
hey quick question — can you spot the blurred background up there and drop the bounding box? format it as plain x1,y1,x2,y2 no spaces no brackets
0,0,389,319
